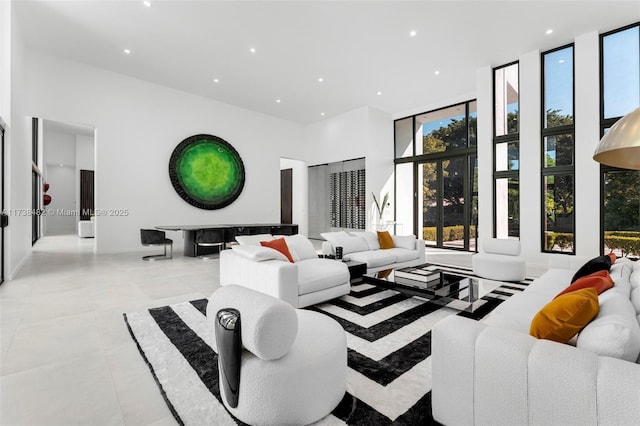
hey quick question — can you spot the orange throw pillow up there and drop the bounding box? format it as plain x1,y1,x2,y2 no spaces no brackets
606,252,616,265
377,231,394,249
555,270,614,299
260,238,294,263
530,287,599,342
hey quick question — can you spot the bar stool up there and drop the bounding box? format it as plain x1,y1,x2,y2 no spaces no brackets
140,229,173,260
195,228,226,260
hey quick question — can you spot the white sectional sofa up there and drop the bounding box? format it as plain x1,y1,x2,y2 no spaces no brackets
432,256,640,425
219,234,350,308
320,231,425,273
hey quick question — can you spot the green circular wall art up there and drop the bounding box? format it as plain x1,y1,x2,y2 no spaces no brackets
169,134,245,210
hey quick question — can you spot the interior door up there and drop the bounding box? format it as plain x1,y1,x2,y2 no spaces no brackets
80,169,95,220
280,168,292,224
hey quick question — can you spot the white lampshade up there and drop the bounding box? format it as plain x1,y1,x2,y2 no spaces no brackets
593,107,640,170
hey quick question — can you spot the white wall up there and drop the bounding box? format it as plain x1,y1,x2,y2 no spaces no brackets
303,106,394,232
476,66,493,244
280,158,308,236
0,0,10,124
574,31,601,257
7,5,32,278
22,50,304,254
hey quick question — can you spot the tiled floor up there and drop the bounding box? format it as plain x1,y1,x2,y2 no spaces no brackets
1,235,219,426
0,235,544,426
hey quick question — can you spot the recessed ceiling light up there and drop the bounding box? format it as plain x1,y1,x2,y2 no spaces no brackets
276,99,281,103
377,91,382,96
143,1,151,7
409,30,417,37
558,59,565,64
546,29,553,35
249,47,256,54
321,112,325,116
59,164,64,167
317,77,324,83
123,49,131,55
213,78,219,83
434,70,440,75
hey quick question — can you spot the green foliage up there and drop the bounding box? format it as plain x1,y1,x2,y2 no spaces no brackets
604,231,640,257
423,226,476,242
545,232,573,251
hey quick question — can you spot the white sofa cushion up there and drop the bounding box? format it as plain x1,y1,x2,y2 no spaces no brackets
482,237,521,256
610,262,632,298
320,231,369,254
348,250,397,268
384,247,419,263
297,258,350,295
631,287,640,315
236,233,274,246
392,235,417,250
350,231,380,250
231,245,288,262
525,268,574,297
577,292,640,362
483,291,553,333
283,234,318,261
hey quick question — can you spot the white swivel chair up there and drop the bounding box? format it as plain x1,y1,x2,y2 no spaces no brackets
206,285,347,425
472,238,526,281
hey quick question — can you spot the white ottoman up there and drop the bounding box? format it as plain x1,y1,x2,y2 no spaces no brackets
78,220,94,238
473,238,526,281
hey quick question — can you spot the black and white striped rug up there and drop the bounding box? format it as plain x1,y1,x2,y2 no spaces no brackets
124,263,531,425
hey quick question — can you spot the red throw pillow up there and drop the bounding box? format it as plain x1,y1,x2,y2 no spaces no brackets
606,252,616,265
260,238,294,263
555,270,614,299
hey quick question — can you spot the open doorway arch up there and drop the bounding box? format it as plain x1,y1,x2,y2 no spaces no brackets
37,118,96,248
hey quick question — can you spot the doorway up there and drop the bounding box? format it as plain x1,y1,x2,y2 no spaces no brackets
281,168,292,224
419,154,477,251
36,119,95,246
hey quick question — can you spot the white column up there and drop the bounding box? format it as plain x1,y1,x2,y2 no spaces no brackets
476,65,493,246
574,31,601,258
519,50,543,265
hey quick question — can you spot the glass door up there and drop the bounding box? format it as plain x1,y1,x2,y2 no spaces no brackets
419,155,475,251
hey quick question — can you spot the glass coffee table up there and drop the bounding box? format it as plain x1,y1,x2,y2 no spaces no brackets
362,263,504,313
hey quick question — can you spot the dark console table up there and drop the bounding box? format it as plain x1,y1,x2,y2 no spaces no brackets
156,223,299,257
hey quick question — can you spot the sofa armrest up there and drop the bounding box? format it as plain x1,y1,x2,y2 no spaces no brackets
432,315,640,426
219,249,299,307
415,239,425,263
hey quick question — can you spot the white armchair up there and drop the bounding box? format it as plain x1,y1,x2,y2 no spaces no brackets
206,285,347,425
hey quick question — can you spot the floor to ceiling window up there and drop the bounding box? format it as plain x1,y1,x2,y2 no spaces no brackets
394,101,478,251
493,62,520,239
600,23,640,258
542,44,575,254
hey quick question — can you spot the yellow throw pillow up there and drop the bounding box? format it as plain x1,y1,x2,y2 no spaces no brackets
529,287,599,343
377,231,394,249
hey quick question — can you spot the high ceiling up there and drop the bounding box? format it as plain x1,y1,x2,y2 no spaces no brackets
14,1,640,124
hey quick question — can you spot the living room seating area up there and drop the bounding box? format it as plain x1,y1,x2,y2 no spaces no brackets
432,255,640,425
